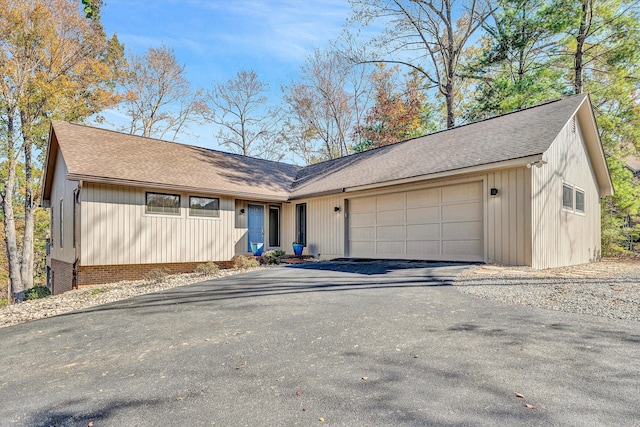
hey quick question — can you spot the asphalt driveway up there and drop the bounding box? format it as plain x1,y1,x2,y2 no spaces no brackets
1,261,638,426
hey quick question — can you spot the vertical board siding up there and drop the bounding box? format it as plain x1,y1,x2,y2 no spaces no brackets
49,151,79,264
531,116,601,269
80,184,234,266
486,167,532,266
282,195,346,258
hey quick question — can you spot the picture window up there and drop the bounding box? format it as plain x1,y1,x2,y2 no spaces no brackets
146,192,180,215
189,196,220,217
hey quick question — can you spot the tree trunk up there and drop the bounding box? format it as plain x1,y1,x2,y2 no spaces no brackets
2,119,24,302
574,0,590,94
20,137,35,290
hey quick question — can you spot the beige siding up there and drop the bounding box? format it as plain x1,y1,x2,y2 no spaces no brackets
282,195,346,259
486,167,532,266
49,151,78,264
80,184,235,266
531,116,602,268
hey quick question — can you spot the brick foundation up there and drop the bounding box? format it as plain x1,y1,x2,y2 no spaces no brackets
50,259,75,295
77,261,233,286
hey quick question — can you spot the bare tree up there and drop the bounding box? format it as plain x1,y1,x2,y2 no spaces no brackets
281,49,373,163
346,0,497,128
120,45,204,141
205,70,283,160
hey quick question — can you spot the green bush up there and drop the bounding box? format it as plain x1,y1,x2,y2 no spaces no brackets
0,299,7,307
24,285,51,301
232,255,260,269
262,249,286,265
194,262,220,275
144,269,169,283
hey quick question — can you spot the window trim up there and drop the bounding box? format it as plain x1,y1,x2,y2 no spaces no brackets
145,191,181,216
188,195,220,218
575,187,585,214
562,183,574,211
295,203,307,246
269,205,281,247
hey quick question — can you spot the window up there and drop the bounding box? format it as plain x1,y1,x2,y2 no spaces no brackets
562,184,573,210
59,199,64,248
189,196,220,217
146,192,180,215
269,205,280,247
295,203,307,246
575,189,585,213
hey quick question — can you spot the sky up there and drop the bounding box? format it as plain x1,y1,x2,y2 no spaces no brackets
99,0,354,151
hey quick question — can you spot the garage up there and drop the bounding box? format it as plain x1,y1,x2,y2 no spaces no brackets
348,181,484,261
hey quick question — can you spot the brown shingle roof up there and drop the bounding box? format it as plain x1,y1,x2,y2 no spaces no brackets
44,93,606,202
48,121,300,201
290,94,590,198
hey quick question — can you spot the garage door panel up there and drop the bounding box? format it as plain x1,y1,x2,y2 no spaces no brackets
377,225,405,240
351,212,375,226
407,206,439,224
349,181,483,261
376,241,405,254
407,223,439,240
441,182,483,203
377,210,405,225
406,188,440,207
442,221,483,239
407,240,440,254
351,226,375,240
350,197,376,213
376,193,405,210
442,202,482,222
443,240,483,256
350,241,374,256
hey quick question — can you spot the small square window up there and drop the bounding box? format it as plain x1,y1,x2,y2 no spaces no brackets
562,184,573,210
189,196,220,217
575,189,585,213
146,192,180,215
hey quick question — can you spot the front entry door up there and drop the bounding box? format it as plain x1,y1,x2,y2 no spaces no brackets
247,204,264,251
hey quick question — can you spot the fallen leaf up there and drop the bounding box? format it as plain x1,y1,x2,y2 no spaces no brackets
87,423,94,427
319,418,325,422
235,364,245,370
515,392,525,398
303,408,307,411
176,397,183,401
361,376,368,381
525,403,536,409
296,391,302,396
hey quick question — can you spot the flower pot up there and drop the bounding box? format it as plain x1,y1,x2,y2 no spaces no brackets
292,243,304,256
250,242,264,256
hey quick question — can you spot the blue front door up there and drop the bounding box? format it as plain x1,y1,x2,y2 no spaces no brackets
247,204,264,251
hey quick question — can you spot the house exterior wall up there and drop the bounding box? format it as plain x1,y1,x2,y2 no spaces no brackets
531,116,602,268
486,168,532,266
48,151,79,294
80,183,235,266
284,172,532,265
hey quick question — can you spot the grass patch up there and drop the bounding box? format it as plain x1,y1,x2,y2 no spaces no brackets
232,255,260,269
194,262,220,275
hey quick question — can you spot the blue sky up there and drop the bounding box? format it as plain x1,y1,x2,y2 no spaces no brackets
99,0,353,149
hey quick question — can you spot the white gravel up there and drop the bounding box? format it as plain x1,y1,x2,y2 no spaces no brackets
0,267,263,328
454,259,640,321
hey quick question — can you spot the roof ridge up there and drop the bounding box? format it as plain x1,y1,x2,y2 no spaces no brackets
51,120,302,170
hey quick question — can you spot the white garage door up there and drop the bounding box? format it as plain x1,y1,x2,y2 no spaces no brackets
348,181,484,261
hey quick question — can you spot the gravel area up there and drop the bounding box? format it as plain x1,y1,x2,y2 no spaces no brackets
454,258,640,321
0,267,263,328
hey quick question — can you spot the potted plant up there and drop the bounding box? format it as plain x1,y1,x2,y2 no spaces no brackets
292,242,304,256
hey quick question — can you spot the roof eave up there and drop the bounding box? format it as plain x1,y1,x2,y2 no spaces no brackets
40,122,59,205
66,174,291,203
576,95,614,197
